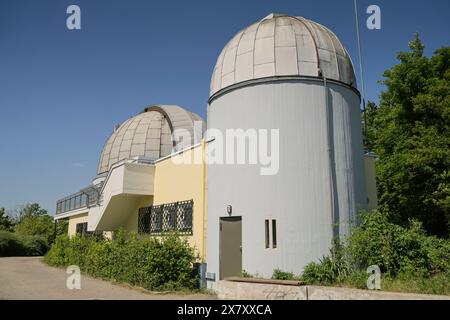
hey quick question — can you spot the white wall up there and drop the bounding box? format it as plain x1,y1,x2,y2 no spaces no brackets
88,162,155,231
206,79,366,289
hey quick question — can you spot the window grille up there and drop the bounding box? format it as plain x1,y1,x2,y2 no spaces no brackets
138,200,193,235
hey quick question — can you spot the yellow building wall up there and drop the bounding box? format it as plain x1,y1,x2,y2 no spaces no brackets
152,142,207,261
124,196,153,231
67,212,89,237
68,142,207,260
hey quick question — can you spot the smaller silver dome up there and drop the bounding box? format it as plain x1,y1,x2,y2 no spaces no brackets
97,105,205,174
210,13,357,97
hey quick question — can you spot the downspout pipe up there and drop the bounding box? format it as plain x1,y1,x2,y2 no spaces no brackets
323,77,338,242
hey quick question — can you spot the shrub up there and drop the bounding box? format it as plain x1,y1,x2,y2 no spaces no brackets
299,211,450,294
44,235,70,265
272,269,298,281
0,231,49,256
15,214,54,244
301,242,352,285
0,231,23,256
240,270,253,278
348,211,450,277
20,234,49,255
44,231,199,291
301,262,334,285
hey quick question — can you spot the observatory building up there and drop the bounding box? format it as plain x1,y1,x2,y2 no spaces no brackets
54,13,377,290
205,13,368,286
55,105,208,258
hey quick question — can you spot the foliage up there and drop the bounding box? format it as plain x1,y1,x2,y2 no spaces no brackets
348,211,450,277
381,272,450,296
0,231,49,256
0,208,14,232
15,214,54,244
298,211,450,295
13,203,66,245
272,269,299,281
305,34,450,294
55,220,68,239
44,230,199,291
0,203,58,256
14,203,48,222
240,269,253,278
301,242,352,285
364,34,450,238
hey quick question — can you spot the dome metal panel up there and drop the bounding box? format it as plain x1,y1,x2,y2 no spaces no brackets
210,13,357,97
97,105,205,174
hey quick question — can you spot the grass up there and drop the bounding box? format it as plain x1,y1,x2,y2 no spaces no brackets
379,274,450,296
270,268,450,296
314,274,450,296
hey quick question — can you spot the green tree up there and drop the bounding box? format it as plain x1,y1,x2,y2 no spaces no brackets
15,203,48,222
364,34,450,237
0,208,14,231
14,203,54,243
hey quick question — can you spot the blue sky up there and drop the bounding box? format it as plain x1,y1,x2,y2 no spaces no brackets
0,0,449,214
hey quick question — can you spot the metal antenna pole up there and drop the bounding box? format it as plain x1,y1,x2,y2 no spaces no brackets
354,0,368,143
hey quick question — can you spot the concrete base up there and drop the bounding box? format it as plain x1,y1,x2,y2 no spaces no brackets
218,280,307,300
218,280,450,300
306,285,449,300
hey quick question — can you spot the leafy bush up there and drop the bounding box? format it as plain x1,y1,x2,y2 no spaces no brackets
15,214,54,244
240,269,254,278
43,233,70,265
12,203,66,245
299,211,450,294
301,262,333,285
348,211,450,277
44,230,199,291
0,231,49,256
301,242,352,285
272,269,298,281
0,203,65,256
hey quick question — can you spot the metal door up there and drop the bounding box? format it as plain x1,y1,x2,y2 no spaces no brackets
219,217,242,279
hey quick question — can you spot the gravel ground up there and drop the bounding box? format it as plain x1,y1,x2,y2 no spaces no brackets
0,256,216,300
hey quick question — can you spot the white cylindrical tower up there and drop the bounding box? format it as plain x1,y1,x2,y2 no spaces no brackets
206,13,367,287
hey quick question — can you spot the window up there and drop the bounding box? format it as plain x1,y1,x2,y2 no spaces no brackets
265,219,277,249
151,207,163,233
166,206,176,231
138,207,151,234
179,202,193,232
139,200,193,235
76,222,88,235
272,219,277,248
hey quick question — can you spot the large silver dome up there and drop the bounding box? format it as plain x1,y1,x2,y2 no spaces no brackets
97,105,205,174
210,13,357,97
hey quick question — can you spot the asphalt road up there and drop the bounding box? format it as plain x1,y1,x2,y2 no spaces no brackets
0,256,215,300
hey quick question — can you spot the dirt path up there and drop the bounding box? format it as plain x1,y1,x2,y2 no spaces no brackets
0,257,215,300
